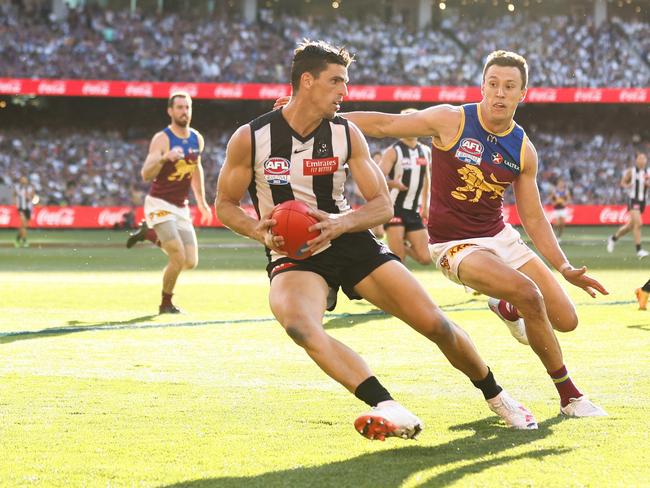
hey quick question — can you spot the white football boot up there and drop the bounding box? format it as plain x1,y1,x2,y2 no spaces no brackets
637,249,649,260
354,401,423,441
487,390,538,429
560,396,608,417
606,237,616,253
488,297,529,345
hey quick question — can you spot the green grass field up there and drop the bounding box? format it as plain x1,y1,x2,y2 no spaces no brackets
1,227,648,487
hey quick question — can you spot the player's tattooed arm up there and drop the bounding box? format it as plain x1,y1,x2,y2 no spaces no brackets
215,125,284,253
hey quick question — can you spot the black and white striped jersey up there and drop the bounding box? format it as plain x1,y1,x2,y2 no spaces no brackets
387,141,431,212
14,184,34,210
628,166,649,202
248,109,351,259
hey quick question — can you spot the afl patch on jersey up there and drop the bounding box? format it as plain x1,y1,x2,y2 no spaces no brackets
455,138,484,165
264,157,291,185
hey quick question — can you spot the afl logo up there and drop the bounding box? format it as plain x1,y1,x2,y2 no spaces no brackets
264,157,291,185
455,138,484,165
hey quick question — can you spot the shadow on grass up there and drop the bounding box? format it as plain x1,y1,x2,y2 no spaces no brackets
628,323,650,332
324,310,390,330
0,315,158,344
163,416,567,488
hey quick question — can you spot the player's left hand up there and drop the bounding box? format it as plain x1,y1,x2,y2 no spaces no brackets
305,208,341,252
561,265,609,298
273,96,291,110
198,204,213,225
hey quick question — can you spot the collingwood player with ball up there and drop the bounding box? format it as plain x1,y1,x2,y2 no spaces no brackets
216,40,537,440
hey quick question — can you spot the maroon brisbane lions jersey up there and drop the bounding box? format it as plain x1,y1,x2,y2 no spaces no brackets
428,103,527,244
149,127,201,207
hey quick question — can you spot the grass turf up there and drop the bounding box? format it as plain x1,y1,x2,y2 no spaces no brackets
0,227,648,487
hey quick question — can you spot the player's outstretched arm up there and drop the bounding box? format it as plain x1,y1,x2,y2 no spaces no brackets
341,104,461,141
379,147,407,191
215,125,284,252
513,141,608,297
305,123,392,252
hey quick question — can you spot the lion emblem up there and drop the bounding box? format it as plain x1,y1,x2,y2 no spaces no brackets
168,158,197,181
451,165,509,203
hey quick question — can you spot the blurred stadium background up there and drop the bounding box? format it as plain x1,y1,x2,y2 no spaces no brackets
1,1,649,486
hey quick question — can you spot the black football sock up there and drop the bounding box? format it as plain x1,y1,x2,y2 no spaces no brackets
471,368,503,400
354,376,393,407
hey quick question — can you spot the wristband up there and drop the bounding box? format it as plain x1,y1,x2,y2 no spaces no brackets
558,262,572,273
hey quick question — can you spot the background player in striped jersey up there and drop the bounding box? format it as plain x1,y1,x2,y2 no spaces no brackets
329,50,609,417
218,40,538,441
548,177,572,243
380,108,431,264
607,151,649,259
129,92,213,313
13,175,37,248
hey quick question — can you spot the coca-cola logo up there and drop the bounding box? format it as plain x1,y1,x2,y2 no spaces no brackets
393,87,423,101
574,89,602,102
346,87,378,101
527,89,558,102
36,208,75,226
257,85,288,99
37,81,67,95
98,209,128,226
125,83,154,97
170,84,198,97
438,88,468,102
214,84,244,98
0,79,22,93
0,207,11,225
619,89,647,103
599,207,629,224
81,82,110,96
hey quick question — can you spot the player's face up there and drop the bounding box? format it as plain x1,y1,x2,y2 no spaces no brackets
310,63,349,119
636,153,647,169
481,65,526,123
168,97,192,127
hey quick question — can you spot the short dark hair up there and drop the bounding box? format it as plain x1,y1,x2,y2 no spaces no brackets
291,39,353,92
168,91,191,108
483,50,529,89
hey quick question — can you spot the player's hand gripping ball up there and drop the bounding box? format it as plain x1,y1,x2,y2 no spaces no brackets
271,200,320,260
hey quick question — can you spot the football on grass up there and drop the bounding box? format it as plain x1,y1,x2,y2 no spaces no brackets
271,200,320,260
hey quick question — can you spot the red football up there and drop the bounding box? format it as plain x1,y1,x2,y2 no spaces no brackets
271,200,320,260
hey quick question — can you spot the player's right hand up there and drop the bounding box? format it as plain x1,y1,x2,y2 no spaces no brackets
254,215,286,254
273,96,291,110
164,147,184,163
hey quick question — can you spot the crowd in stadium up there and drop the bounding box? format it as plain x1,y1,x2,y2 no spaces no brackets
2,1,648,87
0,126,642,208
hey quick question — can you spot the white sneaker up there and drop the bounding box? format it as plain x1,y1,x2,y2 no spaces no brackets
488,297,529,345
560,396,608,417
606,237,616,253
637,249,649,259
354,400,423,441
487,390,538,429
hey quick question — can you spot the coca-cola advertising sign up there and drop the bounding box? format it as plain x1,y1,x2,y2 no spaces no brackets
36,208,75,227
0,205,647,228
0,78,647,103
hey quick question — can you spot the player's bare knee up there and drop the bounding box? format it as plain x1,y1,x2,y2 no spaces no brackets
513,282,545,317
553,309,579,332
184,256,198,270
420,310,454,342
284,323,323,349
415,251,432,265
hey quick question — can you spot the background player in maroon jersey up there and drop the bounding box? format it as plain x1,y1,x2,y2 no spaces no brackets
218,40,538,441
131,92,212,313
309,50,609,417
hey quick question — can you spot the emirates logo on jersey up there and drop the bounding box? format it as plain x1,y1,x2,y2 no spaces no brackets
303,157,339,176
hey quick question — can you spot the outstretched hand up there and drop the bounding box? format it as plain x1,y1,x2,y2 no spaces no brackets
198,204,213,225
561,265,609,298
